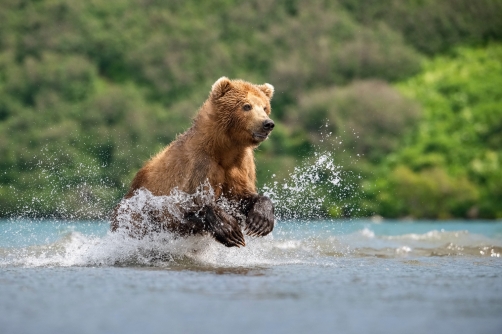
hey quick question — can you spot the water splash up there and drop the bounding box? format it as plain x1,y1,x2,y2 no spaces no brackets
262,130,361,220
1,220,501,268
7,144,119,220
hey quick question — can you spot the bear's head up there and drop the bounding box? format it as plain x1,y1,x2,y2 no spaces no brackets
209,77,275,146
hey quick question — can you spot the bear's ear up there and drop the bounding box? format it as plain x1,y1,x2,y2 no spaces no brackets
257,83,274,99
211,77,232,100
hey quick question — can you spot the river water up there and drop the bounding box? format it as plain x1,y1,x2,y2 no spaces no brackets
0,219,501,334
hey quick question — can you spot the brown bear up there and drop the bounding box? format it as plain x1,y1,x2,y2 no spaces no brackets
111,77,275,247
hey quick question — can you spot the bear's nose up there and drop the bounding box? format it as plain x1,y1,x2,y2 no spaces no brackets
263,119,275,131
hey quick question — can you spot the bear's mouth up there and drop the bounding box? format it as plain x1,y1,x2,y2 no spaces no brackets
252,132,270,141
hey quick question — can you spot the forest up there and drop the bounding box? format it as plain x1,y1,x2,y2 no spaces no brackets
0,0,501,219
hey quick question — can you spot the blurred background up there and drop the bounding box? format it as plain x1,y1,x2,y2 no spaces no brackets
0,0,501,220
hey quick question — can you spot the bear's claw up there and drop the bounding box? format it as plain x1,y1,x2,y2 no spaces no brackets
211,206,246,247
184,205,245,247
245,196,274,237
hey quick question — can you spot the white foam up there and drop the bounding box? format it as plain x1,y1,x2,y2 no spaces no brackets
360,228,375,238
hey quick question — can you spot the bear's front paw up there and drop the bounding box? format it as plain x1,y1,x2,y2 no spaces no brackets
245,196,274,237
211,206,246,247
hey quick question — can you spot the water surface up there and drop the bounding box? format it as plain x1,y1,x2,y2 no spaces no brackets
1,219,501,334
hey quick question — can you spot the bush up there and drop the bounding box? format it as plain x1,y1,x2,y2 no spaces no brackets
339,0,502,55
369,44,502,218
371,166,479,219
292,80,421,163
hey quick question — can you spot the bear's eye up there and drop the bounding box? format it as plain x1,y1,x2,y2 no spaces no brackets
243,104,252,111
264,106,268,112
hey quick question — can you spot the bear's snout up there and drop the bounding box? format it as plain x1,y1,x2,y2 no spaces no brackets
263,119,275,131
252,118,275,143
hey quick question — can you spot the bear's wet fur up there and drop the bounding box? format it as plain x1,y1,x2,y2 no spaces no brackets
111,77,275,247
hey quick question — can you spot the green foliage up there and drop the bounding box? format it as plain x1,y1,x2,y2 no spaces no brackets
339,0,502,55
365,166,479,219
0,0,500,218
370,44,502,218
292,80,421,164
